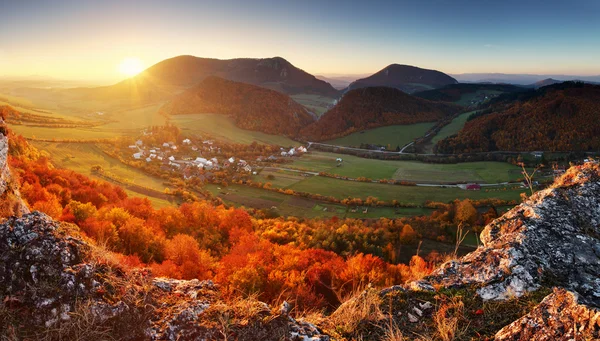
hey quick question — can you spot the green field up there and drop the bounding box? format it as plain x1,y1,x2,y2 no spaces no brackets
455,90,504,106
291,94,336,117
10,125,126,140
288,176,524,204
170,113,299,146
324,123,436,149
205,183,435,219
33,141,169,191
431,111,475,145
286,151,523,183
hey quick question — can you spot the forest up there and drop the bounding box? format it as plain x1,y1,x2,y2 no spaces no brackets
436,82,600,153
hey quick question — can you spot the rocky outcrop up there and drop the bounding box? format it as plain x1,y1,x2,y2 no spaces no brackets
0,212,329,340
421,162,600,306
495,288,600,340
0,119,28,217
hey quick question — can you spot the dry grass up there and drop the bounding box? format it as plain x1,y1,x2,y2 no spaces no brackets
432,296,467,341
328,288,384,336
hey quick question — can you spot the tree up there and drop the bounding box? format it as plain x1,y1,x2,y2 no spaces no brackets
454,199,477,226
399,224,417,244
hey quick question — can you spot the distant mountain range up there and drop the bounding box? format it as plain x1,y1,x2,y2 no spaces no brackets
159,76,315,137
301,86,461,141
452,73,600,85
436,82,600,153
415,83,527,103
346,64,458,94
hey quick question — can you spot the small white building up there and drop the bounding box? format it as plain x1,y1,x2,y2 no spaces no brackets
162,142,170,148
281,152,288,157
133,152,143,159
288,148,296,156
149,149,156,154
150,154,157,159
195,157,208,164
168,156,175,161
145,157,152,162
336,158,343,162
171,146,178,150
297,146,308,153
211,157,218,164
228,157,235,163
243,165,252,173
128,145,138,149
191,146,198,151
182,139,191,145
135,140,143,146
157,156,163,161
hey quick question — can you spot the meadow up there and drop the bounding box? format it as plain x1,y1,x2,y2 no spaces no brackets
323,122,436,148
290,94,335,117
170,113,299,146
285,151,524,183
430,110,475,145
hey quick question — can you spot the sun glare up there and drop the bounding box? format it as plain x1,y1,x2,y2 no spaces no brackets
119,57,144,77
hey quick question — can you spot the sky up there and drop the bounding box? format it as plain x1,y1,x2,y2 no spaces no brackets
1,0,599,84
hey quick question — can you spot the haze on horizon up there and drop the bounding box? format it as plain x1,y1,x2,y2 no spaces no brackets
1,0,599,84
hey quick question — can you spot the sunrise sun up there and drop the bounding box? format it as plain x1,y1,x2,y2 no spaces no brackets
118,57,144,77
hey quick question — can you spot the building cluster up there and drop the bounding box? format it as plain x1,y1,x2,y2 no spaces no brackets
128,134,309,182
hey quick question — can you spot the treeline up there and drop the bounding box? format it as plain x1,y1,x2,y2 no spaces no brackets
0,105,102,128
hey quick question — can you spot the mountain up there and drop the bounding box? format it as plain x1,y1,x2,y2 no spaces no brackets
346,64,458,94
452,73,600,85
414,83,526,104
315,75,367,90
436,82,600,153
159,76,315,137
529,78,562,88
68,55,339,103
301,86,461,141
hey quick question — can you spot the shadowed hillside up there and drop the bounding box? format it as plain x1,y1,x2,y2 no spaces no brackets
160,76,315,137
301,86,461,141
436,82,600,153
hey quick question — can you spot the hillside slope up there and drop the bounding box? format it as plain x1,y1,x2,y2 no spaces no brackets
301,86,461,141
160,76,315,137
347,64,458,94
68,55,339,103
436,82,600,153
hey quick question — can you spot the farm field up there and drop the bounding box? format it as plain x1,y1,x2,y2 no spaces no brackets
288,176,524,204
430,111,475,145
455,90,504,106
290,94,335,117
286,151,524,183
170,113,299,146
323,122,435,148
10,125,126,140
32,141,168,191
204,183,435,219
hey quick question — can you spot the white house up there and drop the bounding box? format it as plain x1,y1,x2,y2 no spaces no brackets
297,146,308,153
169,162,181,168
288,148,296,156
128,145,138,149
182,139,191,145
149,149,156,154
171,146,178,150
133,152,143,159
197,163,204,169
243,164,252,173
195,157,208,164
336,158,343,162
228,157,235,163
168,156,175,161
145,157,152,162
191,146,198,151
157,156,163,161
281,152,288,157
162,142,170,148
211,157,218,164
135,140,143,146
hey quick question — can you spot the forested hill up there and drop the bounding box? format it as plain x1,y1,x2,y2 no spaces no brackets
436,82,600,153
160,76,315,137
301,86,461,141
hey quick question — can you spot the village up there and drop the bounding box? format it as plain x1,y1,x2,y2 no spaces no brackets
127,129,309,183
